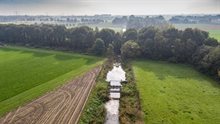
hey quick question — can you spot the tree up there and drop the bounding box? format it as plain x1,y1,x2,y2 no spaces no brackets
112,32,122,55
107,44,114,57
138,27,159,58
0,24,219,81
182,28,208,46
121,40,140,58
97,29,115,47
200,46,220,76
204,37,219,47
91,38,105,55
122,29,137,41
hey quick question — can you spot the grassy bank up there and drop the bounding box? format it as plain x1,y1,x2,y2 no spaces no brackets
133,60,220,123
0,46,103,116
119,61,144,123
79,59,112,123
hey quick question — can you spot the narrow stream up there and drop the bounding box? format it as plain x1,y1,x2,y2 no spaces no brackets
105,63,126,124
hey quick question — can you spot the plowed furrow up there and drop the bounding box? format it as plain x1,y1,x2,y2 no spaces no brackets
0,66,101,124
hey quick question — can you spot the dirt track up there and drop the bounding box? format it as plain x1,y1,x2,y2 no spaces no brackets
0,66,101,124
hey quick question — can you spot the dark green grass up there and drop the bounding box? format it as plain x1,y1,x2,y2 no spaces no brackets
0,46,103,116
133,60,220,124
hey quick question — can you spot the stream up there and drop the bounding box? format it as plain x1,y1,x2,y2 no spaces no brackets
105,63,126,124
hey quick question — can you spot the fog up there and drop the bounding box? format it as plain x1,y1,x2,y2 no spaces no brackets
0,0,219,15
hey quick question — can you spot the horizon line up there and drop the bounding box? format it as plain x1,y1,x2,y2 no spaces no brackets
0,13,220,16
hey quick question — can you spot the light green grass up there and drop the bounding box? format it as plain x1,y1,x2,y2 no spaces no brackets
173,24,220,42
0,46,103,116
133,60,220,124
209,30,220,42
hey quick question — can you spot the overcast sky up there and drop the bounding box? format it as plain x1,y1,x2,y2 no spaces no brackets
0,0,219,15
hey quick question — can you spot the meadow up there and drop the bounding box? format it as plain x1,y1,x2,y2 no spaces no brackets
133,60,220,124
0,46,103,116
173,24,220,41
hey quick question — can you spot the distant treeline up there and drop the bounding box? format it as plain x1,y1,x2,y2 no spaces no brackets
0,24,219,81
169,15,220,24
112,15,169,29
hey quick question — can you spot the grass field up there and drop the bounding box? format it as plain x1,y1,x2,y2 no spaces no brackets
0,46,103,116
209,30,220,42
133,60,220,124
173,24,220,42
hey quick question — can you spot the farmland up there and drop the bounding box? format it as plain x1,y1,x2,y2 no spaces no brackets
0,67,101,123
173,24,220,41
0,46,103,116
133,60,220,124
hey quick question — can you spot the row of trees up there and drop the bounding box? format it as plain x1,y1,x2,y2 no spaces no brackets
121,27,220,81
0,24,120,55
0,24,219,80
112,15,170,30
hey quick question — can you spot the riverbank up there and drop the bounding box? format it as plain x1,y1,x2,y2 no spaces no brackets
79,60,112,123
79,59,144,123
119,61,144,123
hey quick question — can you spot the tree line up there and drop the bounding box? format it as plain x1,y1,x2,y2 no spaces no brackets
112,15,169,30
121,27,220,81
0,24,219,81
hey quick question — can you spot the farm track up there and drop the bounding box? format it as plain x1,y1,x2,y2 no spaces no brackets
0,66,101,124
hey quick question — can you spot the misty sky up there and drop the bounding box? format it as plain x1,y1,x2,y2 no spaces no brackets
0,0,219,15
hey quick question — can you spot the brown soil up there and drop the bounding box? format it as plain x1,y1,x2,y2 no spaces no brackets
0,66,101,124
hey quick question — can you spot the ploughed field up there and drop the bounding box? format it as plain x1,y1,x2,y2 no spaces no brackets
0,46,103,117
0,66,101,124
133,60,220,124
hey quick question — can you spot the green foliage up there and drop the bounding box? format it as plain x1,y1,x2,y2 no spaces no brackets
106,44,114,57
96,28,115,47
68,26,95,52
79,81,107,124
204,37,219,46
119,62,144,123
0,24,219,80
121,40,141,58
135,26,220,80
123,29,138,41
0,46,103,116
193,46,220,79
112,33,123,55
133,60,220,124
79,60,111,124
91,38,105,56
127,15,170,30
173,24,220,41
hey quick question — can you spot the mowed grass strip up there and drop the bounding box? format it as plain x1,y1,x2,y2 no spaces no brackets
0,46,103,116
133,60,220,124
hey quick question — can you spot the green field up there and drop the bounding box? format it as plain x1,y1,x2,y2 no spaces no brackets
174,24,220,41
209,30,220,42
133,60,220,124
0,46,103,116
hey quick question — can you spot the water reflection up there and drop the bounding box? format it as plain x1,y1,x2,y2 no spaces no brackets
106,63,125,82
105,63,126,124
